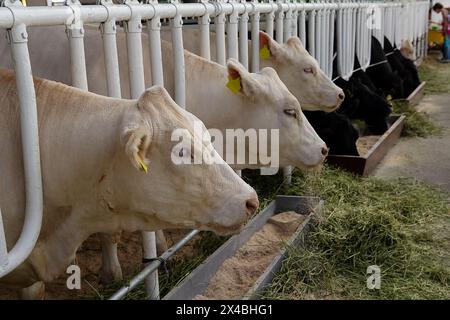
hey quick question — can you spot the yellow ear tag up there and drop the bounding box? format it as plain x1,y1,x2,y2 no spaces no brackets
260,44,271,59
386,94,392,101
137,157,148,174
226,76,241,94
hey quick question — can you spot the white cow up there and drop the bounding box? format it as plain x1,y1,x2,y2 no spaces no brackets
0,69,258,298
0,25,327,285
161,29,345,111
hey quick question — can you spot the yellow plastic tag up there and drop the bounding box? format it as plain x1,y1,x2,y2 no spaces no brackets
226,76,241,94
137,157,148,174
386,94,392,101
260,44,271,59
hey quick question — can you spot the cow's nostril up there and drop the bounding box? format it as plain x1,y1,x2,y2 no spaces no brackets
245,197,259,216
321,147,328,157
338,93,345,100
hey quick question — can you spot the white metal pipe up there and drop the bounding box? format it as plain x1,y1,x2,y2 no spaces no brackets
275,5,283,43
0,2,382,30
265,10,274,38
215,12,226,65
250,10,260,72
148,16,164,86
298,9,306,46
0,23,43,278
239,11,249,69
67,25,88,91
123,0,159,301
227,8,239,60
308,9,315,58
199,13,211,60
100,19,121,98
283,6,291,41
327,8,335,78
292,10,298,38
171,13,186,108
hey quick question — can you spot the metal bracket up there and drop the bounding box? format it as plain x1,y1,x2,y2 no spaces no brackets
65,0,84,38
99,0,117,35
1,0,28,44
123,0,143,33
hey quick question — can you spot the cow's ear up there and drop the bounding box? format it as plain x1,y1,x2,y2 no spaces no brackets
226,58,261,97
259,31,281,58
286,36,307,53
121,120,152,174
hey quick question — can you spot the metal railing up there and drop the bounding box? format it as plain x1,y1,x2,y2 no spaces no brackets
0,0,429,299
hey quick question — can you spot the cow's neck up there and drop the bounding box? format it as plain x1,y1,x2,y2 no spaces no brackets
29,79,135,281
161,40,250,130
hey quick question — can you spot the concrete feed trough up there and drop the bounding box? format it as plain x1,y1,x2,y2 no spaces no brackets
164,195,323,300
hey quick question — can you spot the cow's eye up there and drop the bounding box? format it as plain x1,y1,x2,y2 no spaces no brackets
304,67,314,74
284,109,298,119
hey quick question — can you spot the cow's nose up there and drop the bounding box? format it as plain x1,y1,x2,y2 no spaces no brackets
321,146,329,157
338,92,345,101
245,196,259,217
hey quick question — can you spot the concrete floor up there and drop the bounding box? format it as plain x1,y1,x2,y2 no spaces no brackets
374,94,450,191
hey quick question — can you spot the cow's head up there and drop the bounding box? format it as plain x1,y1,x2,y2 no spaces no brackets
258,31,344,112
113,87,258,235
400,40,416,61
224,59,328,171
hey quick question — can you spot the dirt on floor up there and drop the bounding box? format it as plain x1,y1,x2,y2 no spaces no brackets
0,229,198,300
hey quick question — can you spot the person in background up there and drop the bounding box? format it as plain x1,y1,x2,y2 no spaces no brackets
433,2,450,62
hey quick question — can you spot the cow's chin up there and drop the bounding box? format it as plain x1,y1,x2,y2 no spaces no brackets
295,162,323,173
201,222,246,236
302,102,341,113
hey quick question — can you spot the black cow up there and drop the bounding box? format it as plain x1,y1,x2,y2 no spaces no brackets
366,36,404,99
384,37,420,97
304,111,360,156
335,76,392,135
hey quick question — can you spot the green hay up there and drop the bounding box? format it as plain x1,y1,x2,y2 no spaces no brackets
262,166,450,300
391,100,442,137
418,54,450,95
94,166,449,300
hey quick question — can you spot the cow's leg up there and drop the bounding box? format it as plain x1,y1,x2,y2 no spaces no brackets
20,281,45,300
155,230,168,254
99,232,123,284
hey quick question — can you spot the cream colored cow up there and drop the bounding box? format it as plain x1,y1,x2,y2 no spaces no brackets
162,29,345,111
0,69,258,298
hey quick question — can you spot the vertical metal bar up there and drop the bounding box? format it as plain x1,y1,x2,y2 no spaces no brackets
171,13,186,108
265,9,275,38
227,7,239,60
199,13,211,60
308,9,315,58
283,6,291,41
100,17,121,98
239,11,249,69
327,8,335,78
124,18,145,97
66,26,88,90
250,10,260,72
0,22,43,278
299,9,306,46
292,9,298,38
275,5,283,43
148,16,164,86
215,12,226,65
124,0,159,300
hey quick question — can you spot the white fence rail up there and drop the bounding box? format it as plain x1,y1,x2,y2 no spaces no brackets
0,0,430,298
